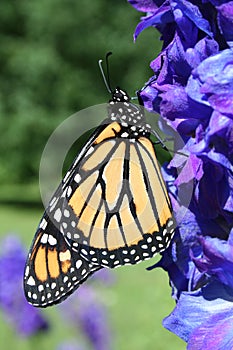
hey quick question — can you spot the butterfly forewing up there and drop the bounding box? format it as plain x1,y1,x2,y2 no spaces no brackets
64,132,175,267
46,89,175,267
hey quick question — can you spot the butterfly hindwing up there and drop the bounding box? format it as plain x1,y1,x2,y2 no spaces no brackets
24,214,102,307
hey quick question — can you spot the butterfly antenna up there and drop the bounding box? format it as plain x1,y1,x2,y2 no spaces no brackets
151,129,189,157
98,52,112,94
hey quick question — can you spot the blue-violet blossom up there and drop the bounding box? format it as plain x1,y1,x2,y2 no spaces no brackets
0,235,49,336
128,0,233,348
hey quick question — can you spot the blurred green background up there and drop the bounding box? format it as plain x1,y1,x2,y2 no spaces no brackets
0,0,185,349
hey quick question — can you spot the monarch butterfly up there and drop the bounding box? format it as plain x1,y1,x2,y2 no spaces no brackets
24,57,175,307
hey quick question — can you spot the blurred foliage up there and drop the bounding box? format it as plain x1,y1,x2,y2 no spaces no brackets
0,0,161,188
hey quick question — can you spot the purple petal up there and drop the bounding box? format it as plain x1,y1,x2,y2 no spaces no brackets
160,85,211,122
134,5,173,39
140,83,160,112
128,0,158,12
193,234,233,289
188,311,233,349
195,161,232,220
173,153,203,185
208,93,233,117
187,112,233,171
171,0,213,37
163,281,233,342
217,2,233,48
188,49,233,118
194,49,233,84
185,37,219,70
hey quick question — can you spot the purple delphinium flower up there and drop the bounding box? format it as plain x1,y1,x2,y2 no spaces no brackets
0,235,49,336
128,0,233,347
60,285,112,350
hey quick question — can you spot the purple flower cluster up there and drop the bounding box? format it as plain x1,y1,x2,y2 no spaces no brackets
59,285,112,350
0,235,49,337
128,0,233,348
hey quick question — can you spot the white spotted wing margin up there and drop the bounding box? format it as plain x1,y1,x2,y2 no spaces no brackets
24,215,102,307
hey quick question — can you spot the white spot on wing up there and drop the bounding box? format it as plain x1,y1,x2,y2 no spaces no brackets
64,209,70,217
48,235,57,246
85,146,94,158
38,285,44,292
163,228,167,236
25,266,29,277
141,244,148,249
156,236,162,241
49,197,59,211
54,208,62,222
167,220,174,227
27,276,36,286
63,170,71,183
74,174,81,183
76,260,83,269
67,186,72,197
39,218,48,230
122,122,128,127
62,222,68,229
41,234,48,244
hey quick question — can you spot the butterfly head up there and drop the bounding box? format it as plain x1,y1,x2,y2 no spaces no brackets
107,86,151,137
110,87,130,103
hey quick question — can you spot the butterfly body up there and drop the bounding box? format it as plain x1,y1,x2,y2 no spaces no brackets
24,87,175,307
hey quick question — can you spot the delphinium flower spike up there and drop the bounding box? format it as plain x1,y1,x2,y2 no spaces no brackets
128,0,233,348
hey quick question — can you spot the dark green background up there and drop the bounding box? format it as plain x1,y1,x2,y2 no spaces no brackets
0,0,161,193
